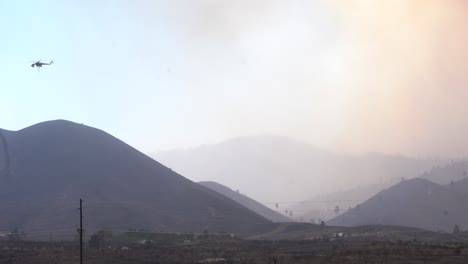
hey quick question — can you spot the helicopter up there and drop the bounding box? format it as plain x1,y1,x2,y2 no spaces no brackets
31,60,54,71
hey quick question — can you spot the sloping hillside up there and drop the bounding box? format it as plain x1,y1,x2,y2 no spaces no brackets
0,120,272,238
328,179,468,232
199,181,290,222
449,178,468,197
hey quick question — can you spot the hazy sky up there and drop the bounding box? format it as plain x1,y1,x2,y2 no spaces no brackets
2,0,468,158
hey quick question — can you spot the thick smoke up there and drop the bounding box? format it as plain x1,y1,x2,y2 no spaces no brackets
146,0,468,158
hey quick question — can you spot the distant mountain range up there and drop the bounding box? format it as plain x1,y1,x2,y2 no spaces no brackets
328,178,468,232
420,160,468,185
153,135,445,204
199,181,290,222
291,159,468,223
0,120,273,238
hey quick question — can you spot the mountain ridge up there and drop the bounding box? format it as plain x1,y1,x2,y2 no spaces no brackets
328,178,468,232
0,120,273,238
153,135,445,203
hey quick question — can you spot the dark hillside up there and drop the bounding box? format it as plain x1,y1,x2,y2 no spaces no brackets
328,178,468,232
0,120,272,238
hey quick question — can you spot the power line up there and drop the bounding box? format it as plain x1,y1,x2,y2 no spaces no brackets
262,200,364,204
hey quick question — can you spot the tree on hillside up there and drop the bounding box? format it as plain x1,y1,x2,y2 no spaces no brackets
452,224,461,235
334,206,340,215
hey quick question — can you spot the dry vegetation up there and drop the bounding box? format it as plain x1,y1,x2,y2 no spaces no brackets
1,232,468,264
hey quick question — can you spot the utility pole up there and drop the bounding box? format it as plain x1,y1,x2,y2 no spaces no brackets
78,199,83,264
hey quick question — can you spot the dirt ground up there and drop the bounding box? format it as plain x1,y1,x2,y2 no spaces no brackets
1,237,468,264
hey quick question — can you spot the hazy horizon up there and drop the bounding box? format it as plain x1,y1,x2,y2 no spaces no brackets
152,134,458,160
3,1,468,158
1,121,462,160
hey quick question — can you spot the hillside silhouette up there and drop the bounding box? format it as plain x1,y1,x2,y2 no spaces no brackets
0,120,272,237
328,178,468,232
